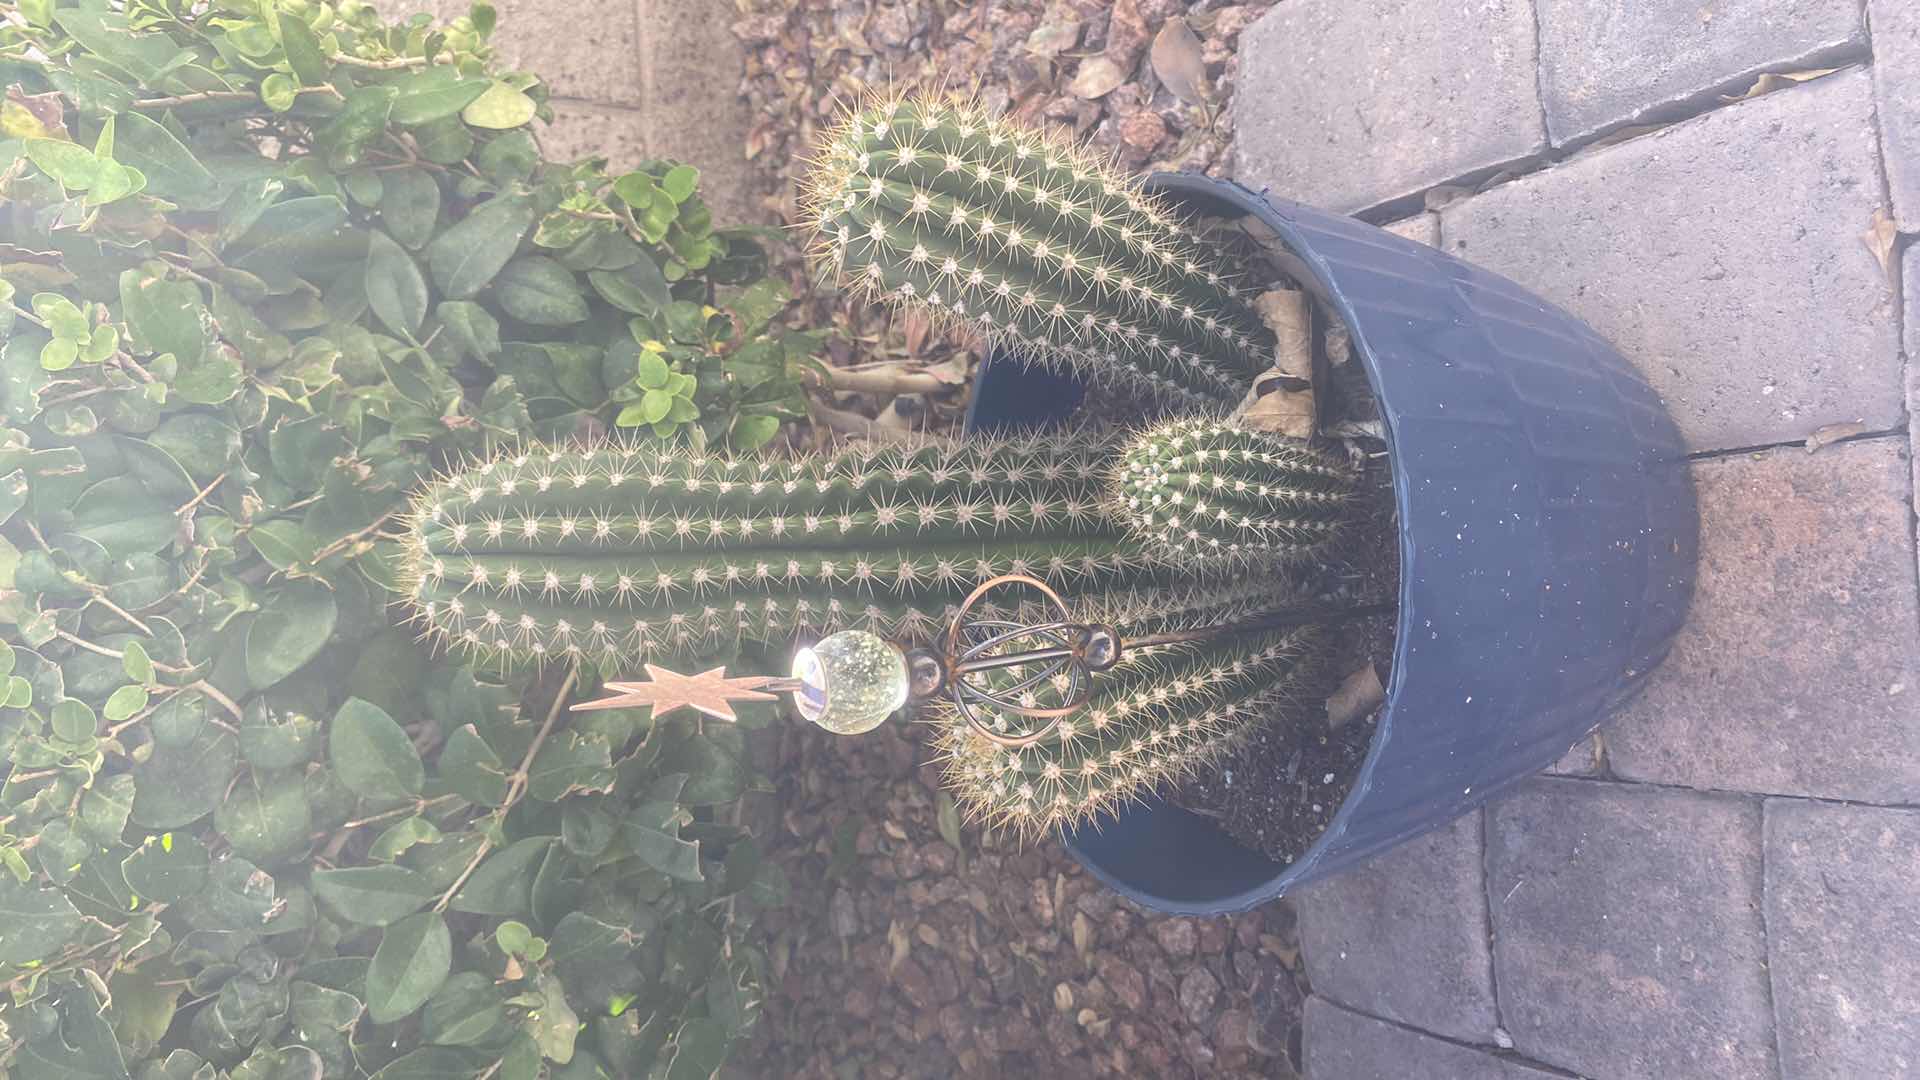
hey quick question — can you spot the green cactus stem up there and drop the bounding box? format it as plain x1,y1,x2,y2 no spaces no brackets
398,423,1359,668
1114,417,1358,560
932,601,1322,838
801,93,1275,409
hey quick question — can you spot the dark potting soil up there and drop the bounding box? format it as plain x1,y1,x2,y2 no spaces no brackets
1165,222,1405,867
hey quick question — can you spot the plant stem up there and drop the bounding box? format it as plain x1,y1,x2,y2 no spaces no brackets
434,664,580,912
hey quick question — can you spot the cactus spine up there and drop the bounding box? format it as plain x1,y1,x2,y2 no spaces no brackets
1116,418,1357,559
802,94,1274,409
398,424,1355,668
933,599,1322,837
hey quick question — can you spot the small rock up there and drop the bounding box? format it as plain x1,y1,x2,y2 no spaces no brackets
920,843,954,876
829,888,859,939
1215,1008,1252,1051
893,845,926,880
894,958,933,1010
1069,56,1126,99
1025,5,1082,59
938,1003,971,1047
1119,110,1168,152
1074,888,1116,919
1116,1019,1142,1049
845,986,874,1019
1153,918,1198,957
1179,968,1220,1026
1233,911,1264,949
1096,955,1147,1012
1197,918,1229,954
1495,1026,1515,1049
869,3,922,48
1181,1028,1217,1070
1031,878,1056,924
1105,0,1152,68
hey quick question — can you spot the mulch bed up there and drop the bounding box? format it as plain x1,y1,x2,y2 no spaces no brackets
724,3,1316,1076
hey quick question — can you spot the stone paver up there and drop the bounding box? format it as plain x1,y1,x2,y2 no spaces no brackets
1234,0,1545,213
1872,0,1920,231
1296,812,1497,1043
1606,440,1920,803
386,0,642,105
1383,213,1439,247
1487,779,1774,1079
539,101,648,171
1764,800,1920,1079
639,0,765,225
1542,733,1603,777
1304,998,1562,1080
1534,0,1865,145
1441,68,1900,451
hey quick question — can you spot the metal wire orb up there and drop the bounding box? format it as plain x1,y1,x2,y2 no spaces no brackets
945,575,1093,749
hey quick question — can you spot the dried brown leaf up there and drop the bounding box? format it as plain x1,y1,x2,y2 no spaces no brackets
1252,289,1312,378
902,308,932,357
3,86,70,141
1071,911,1093,963
1861,206,1898,283
1423,184,1473,212
1053,982,1075,1012
1722,66,1840,103
1150,17,1212,107
1326,663,1385,728
1805,420,1869,453
887,919,912,973
1025,14,1082,60
1068,56,1125,100
1240,381,1315,439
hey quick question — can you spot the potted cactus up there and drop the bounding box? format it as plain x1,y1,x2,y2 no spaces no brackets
405,92,1699,915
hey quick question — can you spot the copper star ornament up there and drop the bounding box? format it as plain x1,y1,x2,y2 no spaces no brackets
570,664,791,722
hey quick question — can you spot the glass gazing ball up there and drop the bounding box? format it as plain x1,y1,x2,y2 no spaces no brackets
791,630,909,735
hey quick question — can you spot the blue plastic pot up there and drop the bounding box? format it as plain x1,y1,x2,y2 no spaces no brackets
962,175,1698,915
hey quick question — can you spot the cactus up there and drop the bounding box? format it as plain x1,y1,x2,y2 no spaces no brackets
801,93,1274,410
931,597,1323,837
398,423,1356,668
1115,417,1357,560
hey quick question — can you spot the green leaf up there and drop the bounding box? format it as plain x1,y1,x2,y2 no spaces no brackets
119,268,207,366
5,673,33,708
131,727,236,829
244,581,337,690
549,912,639,1007
635,350,670,389
495,919,534,956
410,115,475,164
435,301,500,365
227,196,351,283
496,256,590,325
122,639,154,684
422,972,505,1047
104,683,149,722
436,724,509,807
661,165,700,204
461,81,538,129
372,1047,487,1080
426,191,535,300
623,817,702,884
630,387,672,425
588,257,671,317
78,773,135,846
365,912,452,1023
117,112,219,208
40,336,78,371
449,836,551,915
531,975,582,1065
216,774,312,863
730,413,780,450
319,85,397,169
260,72,298,112
611,172,656,209
15,984,131,1080
389,68,494,126
368,815,441,862
245,519,317,571
366,230,430,340
148,412,238,482
124,826,216,903
32,292,86,340
312,865,436,926
86,161,145,205
329,697,425,800
0,874,83,965
24,138,100,190
666,1017,729,1080
527,732,614,801
382,168,442,250
278,15,330,85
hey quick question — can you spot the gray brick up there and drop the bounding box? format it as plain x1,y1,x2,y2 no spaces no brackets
1305,998,1561,1080
382,0,642,105
1606,440,1920,803
1296,812,1497,1043
1382,213,1439,247
1542,733,1603,777
1441,69,1900,450
1765,799,1920,1080
1487,779,1774,1079
1535,0,1864,145
539,102,647,172
1872,0,1920,231
1233,0,1545,213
